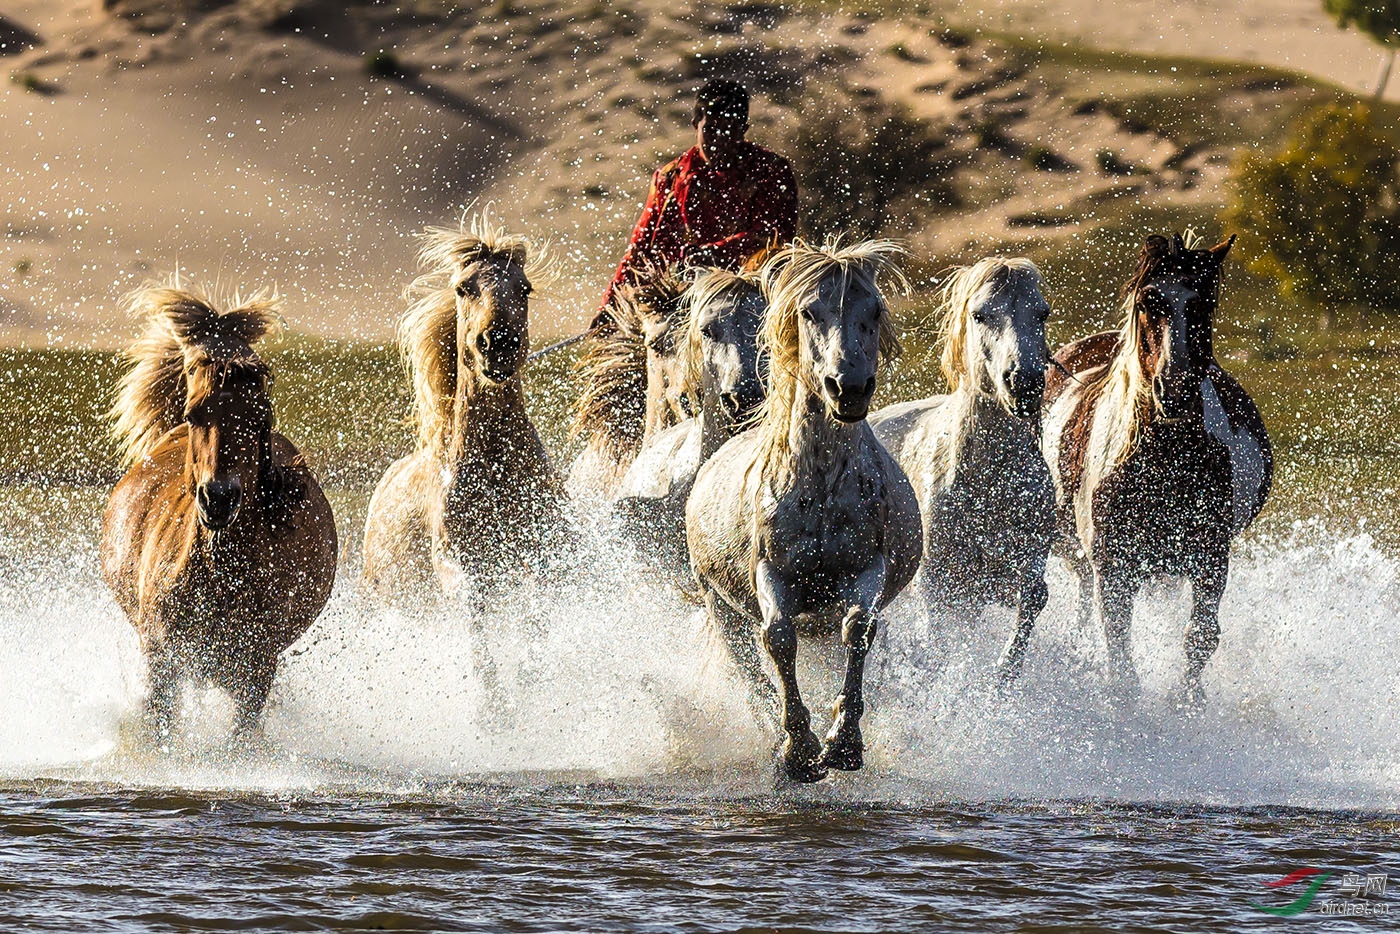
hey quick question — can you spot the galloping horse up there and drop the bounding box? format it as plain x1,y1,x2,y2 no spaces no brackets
687,240,922,783
101,284,337,743
1043,233,1272,708
614,267,766,582
870,258,1055,685
362,216,568,601
567,267,689,501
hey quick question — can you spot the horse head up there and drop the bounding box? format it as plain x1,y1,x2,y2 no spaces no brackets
682,268,766,433
110,285,284,531
941,257,1049,419
450,241,533,385
1124,232,1234,421
624,265,690,427
761,239,906,425
184,352,274,530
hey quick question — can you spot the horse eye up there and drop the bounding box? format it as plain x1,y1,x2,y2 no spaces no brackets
799,306,817,323
456,279,479,299
700,323,719,341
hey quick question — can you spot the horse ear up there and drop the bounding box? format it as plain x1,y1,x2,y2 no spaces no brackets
1210,234,1236,260
1171,232,1185,254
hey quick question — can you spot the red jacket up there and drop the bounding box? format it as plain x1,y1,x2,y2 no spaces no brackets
598,141,798,320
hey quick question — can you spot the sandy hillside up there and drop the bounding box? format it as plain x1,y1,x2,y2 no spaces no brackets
0,0,1389,346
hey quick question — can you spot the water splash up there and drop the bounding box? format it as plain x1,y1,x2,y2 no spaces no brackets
0,513,1395,810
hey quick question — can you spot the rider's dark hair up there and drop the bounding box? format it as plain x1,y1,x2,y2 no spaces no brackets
693,79,749,126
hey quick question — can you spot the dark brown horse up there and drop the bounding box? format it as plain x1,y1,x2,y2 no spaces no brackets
567,265,690,502
1043,233,1271,708
102,284,338,744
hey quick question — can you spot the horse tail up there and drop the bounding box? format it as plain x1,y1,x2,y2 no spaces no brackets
110,282,282,465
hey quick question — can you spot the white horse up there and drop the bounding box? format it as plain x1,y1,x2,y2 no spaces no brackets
613,267,766,583
686,240,922,783
870,258,1055,685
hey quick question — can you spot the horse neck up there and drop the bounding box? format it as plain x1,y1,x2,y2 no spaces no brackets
642,366,675,446
768,380,860,488
697,380,734,461
443,363,530,468
956,388,1037,463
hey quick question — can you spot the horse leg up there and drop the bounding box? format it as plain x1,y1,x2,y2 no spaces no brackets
821,556,887,772
1098,564,1140,706
755,559,825,784
230,654,276,742
1182,559,1227,712
705,591,779,733
995,558,1049,690
1070,548,1096,631
141,642,180,746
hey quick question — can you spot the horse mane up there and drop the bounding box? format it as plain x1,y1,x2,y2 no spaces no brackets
570,263,687,460
754,238,907,481
399,213,535,456
679,266,765,401
110,282,282,466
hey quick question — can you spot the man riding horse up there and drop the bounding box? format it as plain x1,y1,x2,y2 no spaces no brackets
595,79,799,325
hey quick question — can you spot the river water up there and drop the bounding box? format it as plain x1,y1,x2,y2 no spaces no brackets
0,496,1396,930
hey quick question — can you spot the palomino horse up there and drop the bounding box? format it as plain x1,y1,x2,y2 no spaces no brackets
363,216,568,601
870,258,1055,685
101,284,337,743
567,267,689,502
1043,233,1272,708
613,267,766,582
687,240,922,783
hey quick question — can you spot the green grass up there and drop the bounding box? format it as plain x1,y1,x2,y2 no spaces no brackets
3,297,1397,550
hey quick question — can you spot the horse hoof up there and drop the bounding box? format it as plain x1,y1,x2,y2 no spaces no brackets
783,756,829,784
782,731,827,783
819,739,863,772
1176,680,1206,714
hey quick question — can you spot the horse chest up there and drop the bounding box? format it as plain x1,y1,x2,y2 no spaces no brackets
1094,429,1232,566
767,468,886,582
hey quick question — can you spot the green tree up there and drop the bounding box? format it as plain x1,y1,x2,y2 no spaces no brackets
1225,102,1400,322
1324,0,1400,97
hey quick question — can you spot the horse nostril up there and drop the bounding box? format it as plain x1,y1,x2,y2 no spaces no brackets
477,333,491,352
823,376,841,400
862,377,876,397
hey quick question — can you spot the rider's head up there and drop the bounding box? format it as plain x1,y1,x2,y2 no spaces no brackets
693,79,749,167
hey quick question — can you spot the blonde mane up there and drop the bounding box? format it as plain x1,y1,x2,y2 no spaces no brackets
754,238,907,481
679,266,765,403
399,214,536,456
110,282,282,466
570,265,687,460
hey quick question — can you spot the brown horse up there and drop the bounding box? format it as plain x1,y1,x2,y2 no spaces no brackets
101,284,337,744
1043,233,1272,708
567,266,689,502
362,216,568,602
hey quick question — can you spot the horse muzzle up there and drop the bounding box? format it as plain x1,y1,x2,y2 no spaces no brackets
823,375,876,423
196,479,243,530
720,382,764,423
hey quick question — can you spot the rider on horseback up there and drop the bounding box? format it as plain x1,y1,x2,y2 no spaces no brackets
596,79,798,325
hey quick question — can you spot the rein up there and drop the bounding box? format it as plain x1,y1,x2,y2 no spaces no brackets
527,332,585,362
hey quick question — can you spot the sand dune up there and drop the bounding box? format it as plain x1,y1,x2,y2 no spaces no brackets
0,0,1388,346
